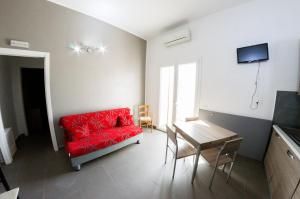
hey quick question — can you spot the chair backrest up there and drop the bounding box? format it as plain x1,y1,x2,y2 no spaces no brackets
219,137,243,155
166,125,177,146
138,104,150,117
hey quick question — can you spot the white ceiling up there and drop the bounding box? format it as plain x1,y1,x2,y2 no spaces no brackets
48,0,253,39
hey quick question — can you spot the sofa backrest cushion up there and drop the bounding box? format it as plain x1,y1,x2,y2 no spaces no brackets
60,108,131,133
118,115,135,127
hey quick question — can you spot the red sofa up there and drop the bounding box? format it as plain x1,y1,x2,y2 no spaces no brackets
60,108,143,170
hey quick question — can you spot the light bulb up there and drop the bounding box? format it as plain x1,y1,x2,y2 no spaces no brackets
73,45,81,54
99,46,107,54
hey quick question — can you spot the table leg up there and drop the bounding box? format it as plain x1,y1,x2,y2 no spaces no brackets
191,146,201,184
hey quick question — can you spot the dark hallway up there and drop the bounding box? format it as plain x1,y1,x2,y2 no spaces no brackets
21,68,50,140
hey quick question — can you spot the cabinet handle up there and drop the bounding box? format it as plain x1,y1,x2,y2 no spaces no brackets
275,133,281,139
287,150,295,160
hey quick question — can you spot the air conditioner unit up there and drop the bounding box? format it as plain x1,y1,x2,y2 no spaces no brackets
164,28,191,47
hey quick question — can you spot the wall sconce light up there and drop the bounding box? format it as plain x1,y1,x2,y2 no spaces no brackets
69,42,107,54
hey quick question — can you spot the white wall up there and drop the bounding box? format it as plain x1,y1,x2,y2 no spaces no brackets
0,0,146,147
146,0,300,124
0,56,18,136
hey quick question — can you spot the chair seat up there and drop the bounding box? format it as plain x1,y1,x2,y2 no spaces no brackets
139,116,152,121
177,139,197,159
201,147,233,166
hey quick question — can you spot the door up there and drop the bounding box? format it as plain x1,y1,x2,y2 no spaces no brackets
158,66,175,130
21,68,50,136
175,62,198,122
158,62,199,130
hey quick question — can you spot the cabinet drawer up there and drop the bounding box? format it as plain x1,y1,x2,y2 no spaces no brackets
264,132,279,182
270,130,300,199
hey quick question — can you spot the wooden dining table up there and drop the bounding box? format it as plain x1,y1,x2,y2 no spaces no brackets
173,119,238,184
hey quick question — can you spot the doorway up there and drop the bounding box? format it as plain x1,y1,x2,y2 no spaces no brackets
21,68,50,137
158,62,199,130
0,48,58,151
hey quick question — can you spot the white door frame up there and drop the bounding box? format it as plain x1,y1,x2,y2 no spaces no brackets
0,47,58,151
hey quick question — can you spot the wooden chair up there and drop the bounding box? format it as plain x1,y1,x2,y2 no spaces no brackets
164,125,197,179
138,104,153,132
201,137,243,189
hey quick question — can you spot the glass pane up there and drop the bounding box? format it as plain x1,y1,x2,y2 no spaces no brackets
158,66,174,130
176,62,197,122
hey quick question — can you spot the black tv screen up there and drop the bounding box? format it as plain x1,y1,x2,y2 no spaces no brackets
237,43,269,63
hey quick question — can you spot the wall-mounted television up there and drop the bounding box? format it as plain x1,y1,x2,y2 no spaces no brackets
237,43,269,63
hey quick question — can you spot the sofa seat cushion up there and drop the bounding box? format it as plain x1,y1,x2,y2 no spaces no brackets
65,125,142,157
71,124,90,141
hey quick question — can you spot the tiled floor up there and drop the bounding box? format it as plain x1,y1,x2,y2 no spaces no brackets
2,129,269,199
